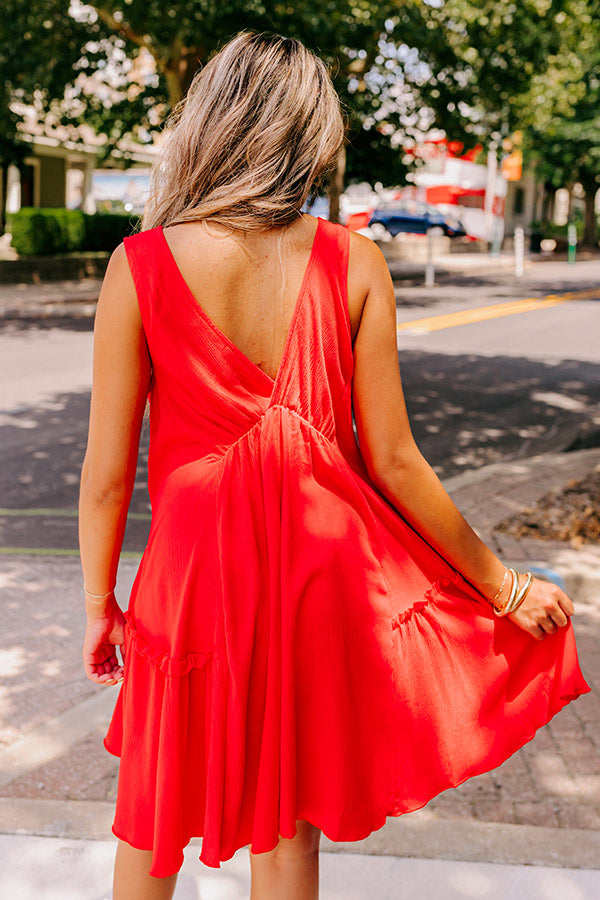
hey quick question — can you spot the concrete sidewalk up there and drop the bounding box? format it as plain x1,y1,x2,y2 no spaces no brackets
2,832,600,899
0,448,599,896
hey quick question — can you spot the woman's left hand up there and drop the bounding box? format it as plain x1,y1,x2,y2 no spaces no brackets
507,577,574,641
82,597,126,685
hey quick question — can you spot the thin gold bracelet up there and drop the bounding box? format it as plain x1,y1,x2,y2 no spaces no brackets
493,568,518,616
84,585,115,605
491,567,509,605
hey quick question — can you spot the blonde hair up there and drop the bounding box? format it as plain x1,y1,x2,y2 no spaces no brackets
142,31,345,232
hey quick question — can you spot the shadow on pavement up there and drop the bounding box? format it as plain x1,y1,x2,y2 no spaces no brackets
399,351,600,479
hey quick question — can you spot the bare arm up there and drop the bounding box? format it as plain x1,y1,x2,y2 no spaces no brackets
350,235,573,640
78,242,151,682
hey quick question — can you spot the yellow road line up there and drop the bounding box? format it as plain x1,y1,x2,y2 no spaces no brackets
397,287,600,334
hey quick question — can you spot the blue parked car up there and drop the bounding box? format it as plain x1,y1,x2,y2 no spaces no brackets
369,202,466,238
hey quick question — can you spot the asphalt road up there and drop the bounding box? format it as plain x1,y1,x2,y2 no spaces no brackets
394,260,600,475
1,257,599,553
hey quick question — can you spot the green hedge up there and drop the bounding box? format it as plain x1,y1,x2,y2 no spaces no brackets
7,208,140,256
542,220,586,241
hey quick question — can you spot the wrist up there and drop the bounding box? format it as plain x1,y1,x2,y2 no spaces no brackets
85,596,117,620
470,559,510,604
84,585,116,618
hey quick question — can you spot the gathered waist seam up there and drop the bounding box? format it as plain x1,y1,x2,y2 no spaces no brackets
211,404,337,466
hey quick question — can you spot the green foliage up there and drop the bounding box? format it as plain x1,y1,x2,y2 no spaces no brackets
417,0,571,139
1,2,409,154
7,209,69,255
3,0,600,200
543,218,585,241
7,208,136,256
345,127,408,187
83,212,140,251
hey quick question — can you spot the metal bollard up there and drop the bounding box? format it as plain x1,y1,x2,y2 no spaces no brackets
568,223,577,265
425,228,435,287
514,226,524,277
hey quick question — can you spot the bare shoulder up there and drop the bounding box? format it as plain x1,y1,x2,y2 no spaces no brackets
348,231,391,290
347,231,392,339
95,241,140,323
103,241,134,283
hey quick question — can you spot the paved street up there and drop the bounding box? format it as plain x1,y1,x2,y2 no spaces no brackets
396,259,600,477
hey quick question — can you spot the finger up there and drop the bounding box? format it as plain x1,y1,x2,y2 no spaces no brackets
549,608,569,628
540,617,558,635
529,623,546,641
558,595,575,618
83,659,100,680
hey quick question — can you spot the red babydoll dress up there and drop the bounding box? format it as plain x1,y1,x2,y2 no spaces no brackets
104,216,590,876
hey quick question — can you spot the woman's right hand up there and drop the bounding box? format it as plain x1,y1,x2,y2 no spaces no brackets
82,596,126,685
507,576,575,640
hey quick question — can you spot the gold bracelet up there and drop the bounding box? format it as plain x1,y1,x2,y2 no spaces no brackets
510,571,534,614
494,571,535,617
493,568,518,616
491,567,509,605
84,585,115,605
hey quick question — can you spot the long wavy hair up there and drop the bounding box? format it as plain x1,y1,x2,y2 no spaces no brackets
142,31,346,232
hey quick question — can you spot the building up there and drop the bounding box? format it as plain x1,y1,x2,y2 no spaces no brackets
2,101,158,222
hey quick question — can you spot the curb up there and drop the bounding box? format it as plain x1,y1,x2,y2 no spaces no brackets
441,447,600,605
2,798,599,870
0,300,98,320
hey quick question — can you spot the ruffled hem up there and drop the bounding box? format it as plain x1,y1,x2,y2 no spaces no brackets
106,672,588,878
104,577,590,878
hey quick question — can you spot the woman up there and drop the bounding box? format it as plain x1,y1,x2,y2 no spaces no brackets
79,31,589,900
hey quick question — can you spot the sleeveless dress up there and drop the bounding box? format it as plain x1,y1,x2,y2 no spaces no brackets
104,216,590,877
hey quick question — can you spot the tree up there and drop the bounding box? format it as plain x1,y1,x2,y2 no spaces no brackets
396,0,600,243
5,0,598,230
2,1,430,218
513,0,600,243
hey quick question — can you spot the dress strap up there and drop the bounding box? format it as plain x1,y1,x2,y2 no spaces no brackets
123,227,165,337
316,218,352,351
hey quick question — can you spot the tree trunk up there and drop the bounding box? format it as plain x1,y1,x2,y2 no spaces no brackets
566,183,574,221
0,164,6,233
164,47,203,107
327,145,346,224
541,184,553,223
583,186,598,246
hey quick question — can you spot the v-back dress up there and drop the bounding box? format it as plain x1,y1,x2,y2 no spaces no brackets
104,216,590,877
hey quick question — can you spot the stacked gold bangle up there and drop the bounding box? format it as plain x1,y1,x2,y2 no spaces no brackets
492,568,534,617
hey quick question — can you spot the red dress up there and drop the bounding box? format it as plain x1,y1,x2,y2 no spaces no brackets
104,216,589,877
